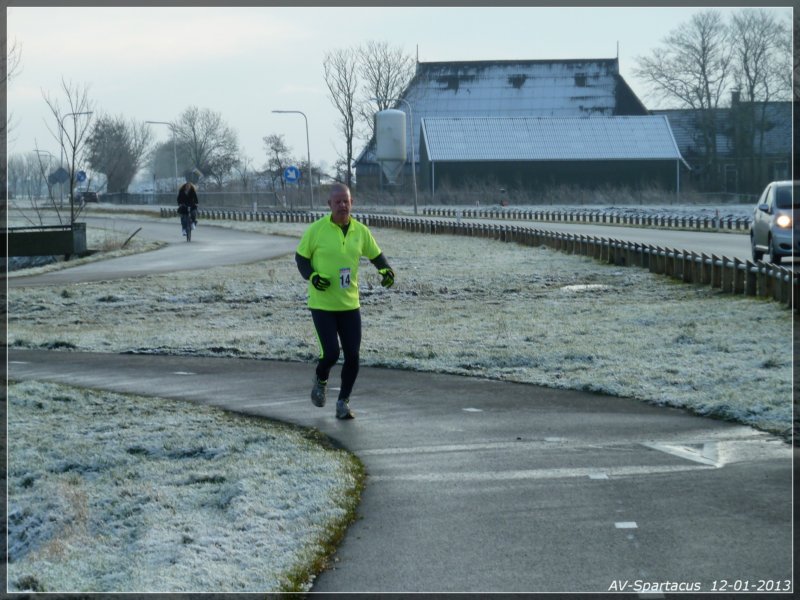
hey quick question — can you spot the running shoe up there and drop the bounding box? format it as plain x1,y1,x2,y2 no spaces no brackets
311,377,327,407
336,398,354,420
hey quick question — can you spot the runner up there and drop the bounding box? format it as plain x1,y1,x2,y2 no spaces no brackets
295,183,395,419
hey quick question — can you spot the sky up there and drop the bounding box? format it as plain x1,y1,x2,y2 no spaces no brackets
6,5,793,185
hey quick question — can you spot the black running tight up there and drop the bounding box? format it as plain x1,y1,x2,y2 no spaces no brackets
310,308,361,401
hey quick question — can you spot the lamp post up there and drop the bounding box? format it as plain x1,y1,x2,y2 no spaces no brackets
371,97,418,215
145,121,179,191
59,111,93,219
272,110,313,209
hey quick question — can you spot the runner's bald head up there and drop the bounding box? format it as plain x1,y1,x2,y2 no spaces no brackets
328,183,351,200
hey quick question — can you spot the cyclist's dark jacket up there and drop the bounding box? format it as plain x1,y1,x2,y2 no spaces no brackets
177,185,198,214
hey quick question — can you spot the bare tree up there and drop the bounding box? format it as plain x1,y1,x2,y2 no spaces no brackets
42,79,95,223
729,9,792,192
329,156,351,186
8,153,47,202
356,41,416,143
31,145,57,206
634,10,732,189
148,140,190,190
3,37,22,139
731,10,791,103
792,10,800,103
7,144,66,227
323,47,359,188
231,154,254,191
86,114,153,193
173,106,239,187
263,133,292,192
3,37,23,213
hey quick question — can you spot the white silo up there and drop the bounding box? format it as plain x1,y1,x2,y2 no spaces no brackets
375,109,407,184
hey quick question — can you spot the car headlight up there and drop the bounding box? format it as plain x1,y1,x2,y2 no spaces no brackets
775,214,792,228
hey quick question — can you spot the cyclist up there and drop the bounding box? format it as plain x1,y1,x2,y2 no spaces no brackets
177,181,199,236
295,183,395,419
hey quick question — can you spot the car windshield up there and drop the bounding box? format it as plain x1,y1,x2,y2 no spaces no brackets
774,184,800,209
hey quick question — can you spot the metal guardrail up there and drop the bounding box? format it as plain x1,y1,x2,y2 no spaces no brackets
160,208,794,308
422,207,752,232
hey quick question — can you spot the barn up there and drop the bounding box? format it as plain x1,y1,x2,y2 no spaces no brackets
418,115,689,197
354,57,674,193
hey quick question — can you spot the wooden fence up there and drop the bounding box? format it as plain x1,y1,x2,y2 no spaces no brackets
160,208,794,308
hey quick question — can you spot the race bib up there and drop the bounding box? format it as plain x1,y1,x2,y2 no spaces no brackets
339,267,351,289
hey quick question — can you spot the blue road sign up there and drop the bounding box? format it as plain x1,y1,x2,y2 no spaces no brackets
51,167,70,184
283,166,300,183
76,170,87,183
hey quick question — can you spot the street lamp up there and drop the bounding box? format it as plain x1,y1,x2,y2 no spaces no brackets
33,148,55,163
371,97,418,215
145,121,179,190
272,110,314,209
59,111,93,220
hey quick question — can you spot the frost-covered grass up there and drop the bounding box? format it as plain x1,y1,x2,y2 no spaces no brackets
7,380,364,593
8,218,793,437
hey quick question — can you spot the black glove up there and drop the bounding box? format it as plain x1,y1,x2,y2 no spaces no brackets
310,272,331,291
378,267,395,288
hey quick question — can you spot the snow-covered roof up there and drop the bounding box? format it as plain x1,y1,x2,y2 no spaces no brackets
406,58,624,117
420,115,687,163
356,58,648,166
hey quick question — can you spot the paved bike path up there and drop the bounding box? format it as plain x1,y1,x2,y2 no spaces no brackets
8,349,793,593
7,216,297,287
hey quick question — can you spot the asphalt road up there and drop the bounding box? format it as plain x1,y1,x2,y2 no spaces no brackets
432,216,753,261
7,212,795,594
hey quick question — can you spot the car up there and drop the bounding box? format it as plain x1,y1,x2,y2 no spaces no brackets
79,191,99,203
750,180,799,264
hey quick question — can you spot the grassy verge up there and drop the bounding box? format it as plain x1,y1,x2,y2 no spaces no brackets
7,380,366,593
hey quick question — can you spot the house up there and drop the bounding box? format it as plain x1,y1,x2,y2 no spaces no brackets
354,57,653,191
653,96,792,195
418,115,688,197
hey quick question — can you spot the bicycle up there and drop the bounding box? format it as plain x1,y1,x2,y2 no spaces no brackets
179,206,197,242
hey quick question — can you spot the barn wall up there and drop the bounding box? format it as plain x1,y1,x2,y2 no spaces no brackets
420,160,680,193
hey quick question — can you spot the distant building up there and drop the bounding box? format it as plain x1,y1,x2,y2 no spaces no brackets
654,96,792,195
355,57,659,192
419,115,688,197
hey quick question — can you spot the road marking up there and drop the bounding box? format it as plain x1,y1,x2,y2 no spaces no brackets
642,442,720,467
369,464,711,483
236,398,306,408
463,407,483,412
173,371,195,376
615,521,638,529
9,361,29,364
589,473,609,480
360,439,573,456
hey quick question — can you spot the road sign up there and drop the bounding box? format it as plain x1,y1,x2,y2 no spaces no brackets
283,166,300,183
50,167,70,185
76,170,86,183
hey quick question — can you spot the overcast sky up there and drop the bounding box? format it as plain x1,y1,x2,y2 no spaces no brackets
6,5,793,184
